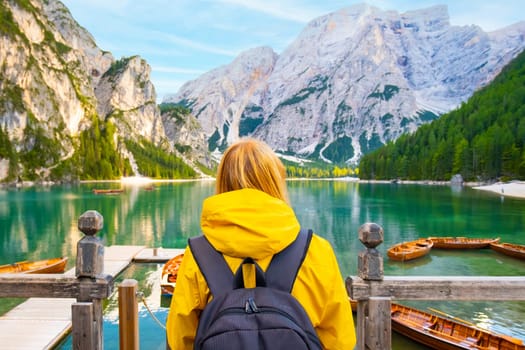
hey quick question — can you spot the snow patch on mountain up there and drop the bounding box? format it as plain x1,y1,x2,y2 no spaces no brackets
164,4,525,163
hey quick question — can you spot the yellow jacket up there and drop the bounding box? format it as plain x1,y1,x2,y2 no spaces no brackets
166,188,356,349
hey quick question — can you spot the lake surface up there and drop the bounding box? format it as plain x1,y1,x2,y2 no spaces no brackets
1,180,524,349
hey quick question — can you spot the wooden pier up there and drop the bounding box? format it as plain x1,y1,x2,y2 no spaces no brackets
0,210,184,350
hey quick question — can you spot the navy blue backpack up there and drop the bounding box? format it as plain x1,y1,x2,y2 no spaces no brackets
188,228,323,350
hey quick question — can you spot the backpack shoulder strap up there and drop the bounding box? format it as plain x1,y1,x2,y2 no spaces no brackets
188,235,233,296
189,228,313,295
265,227,313,292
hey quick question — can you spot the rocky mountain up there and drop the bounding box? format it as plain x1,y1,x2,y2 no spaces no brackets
165,4,525,164
0,0,207,182
2,1,525,182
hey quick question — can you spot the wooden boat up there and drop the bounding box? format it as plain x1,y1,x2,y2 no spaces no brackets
490,242,525,260
0,257,68,274
387,239,434,261
160,253,184,296
429,237,500,249
391,303,525,350
93,188,124,195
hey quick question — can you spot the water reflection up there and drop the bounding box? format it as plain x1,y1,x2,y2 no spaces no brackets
450,184,463,195
0,181,215,267
387,254,433,272
1,181,524,348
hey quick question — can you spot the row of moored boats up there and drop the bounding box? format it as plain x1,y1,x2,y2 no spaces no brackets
387,236,525,262
386,236,525,348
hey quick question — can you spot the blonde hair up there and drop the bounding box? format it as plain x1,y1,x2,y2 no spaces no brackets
216,138,289,203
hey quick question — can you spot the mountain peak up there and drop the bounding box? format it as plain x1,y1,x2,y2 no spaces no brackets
165,4,525,163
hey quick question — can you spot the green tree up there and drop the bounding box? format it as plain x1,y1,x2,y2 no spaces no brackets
360,48,525,181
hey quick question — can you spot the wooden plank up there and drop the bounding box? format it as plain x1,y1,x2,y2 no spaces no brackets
101,245,146,275
105,245,145,261
0,319,71,350
0,298,74,350
64,257,139,277
133,248,185,263
0,298,75,319
0,274,78,298
0,274,112,299
347,276,525,301
103,260,134,277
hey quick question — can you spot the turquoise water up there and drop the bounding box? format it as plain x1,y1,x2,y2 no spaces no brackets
1,180,524,349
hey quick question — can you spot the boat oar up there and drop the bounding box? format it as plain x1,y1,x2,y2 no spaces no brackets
427,307,523,345
428,307,481,328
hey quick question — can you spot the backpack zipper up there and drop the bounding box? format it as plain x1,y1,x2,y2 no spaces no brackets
212,305,321,346
245,297,259,313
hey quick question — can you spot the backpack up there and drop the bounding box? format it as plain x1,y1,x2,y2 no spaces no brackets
188,228,323,350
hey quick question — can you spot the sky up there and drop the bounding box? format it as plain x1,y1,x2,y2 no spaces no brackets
60,0,525,102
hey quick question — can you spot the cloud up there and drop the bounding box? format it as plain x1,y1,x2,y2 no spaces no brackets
153,66,207,75
214,0,321,23
447,1,525,31
152,77,187,90
152,30,239,57
150,76,189,100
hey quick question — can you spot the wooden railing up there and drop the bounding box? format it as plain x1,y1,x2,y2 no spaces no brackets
0,210,112,350
345,222,525,350
1,215,524,350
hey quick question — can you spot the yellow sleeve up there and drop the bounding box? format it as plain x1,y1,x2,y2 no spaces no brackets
317,262,357,349
308,236,357,350
165,247,207,350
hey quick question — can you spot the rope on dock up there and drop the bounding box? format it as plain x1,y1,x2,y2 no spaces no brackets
137,291,166,330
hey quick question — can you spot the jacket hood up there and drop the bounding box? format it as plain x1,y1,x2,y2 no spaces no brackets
200,188,300,259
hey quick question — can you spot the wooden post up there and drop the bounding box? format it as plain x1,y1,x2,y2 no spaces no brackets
356,300,367,350
119,279,139,350
72,302,95,349
356,222,391,350
366,297,391,349
73,210,105,350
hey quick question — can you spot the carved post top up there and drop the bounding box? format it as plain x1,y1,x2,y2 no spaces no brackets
357,222,384,281
76,210,104,278
78,210,104,236
358,222,384,249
